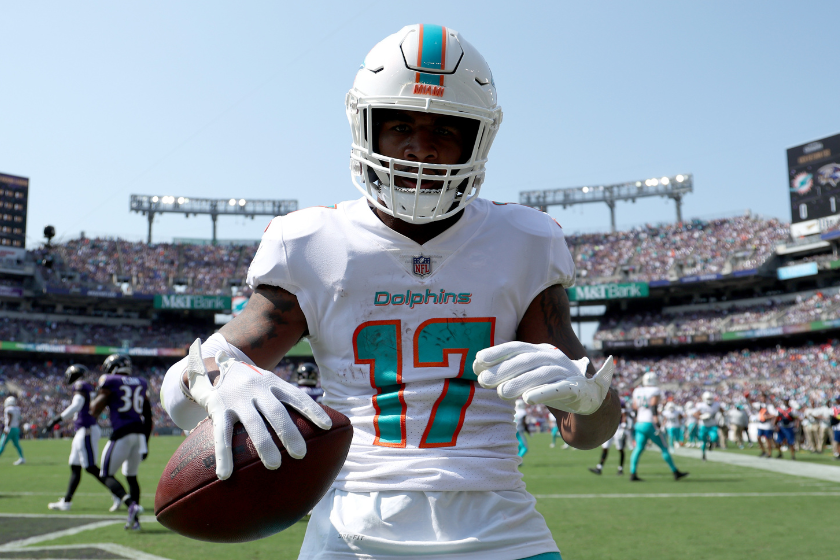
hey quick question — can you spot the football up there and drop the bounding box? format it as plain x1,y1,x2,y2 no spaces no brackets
154,404,353,543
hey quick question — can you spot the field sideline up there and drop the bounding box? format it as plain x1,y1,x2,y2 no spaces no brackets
1,433,839,560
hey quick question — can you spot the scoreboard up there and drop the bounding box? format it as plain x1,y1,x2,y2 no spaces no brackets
787,133,840,237
0,173,28,248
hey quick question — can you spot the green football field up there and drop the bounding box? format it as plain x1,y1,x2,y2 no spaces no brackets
1,434,838,560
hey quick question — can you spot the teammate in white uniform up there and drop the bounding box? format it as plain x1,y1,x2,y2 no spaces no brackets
629,373,688,481
589,400,631,475
662,401,683,450
694,391,721,461
160,24,620,560
514,399,529,458
0,396,25,464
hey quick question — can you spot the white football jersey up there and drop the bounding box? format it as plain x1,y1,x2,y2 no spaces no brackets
247,197,574,492
632,386,661,424
695,402,721,427
3,405,20,429
662,408,681,429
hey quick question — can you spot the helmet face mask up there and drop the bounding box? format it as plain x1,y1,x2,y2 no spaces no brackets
347,24,503,224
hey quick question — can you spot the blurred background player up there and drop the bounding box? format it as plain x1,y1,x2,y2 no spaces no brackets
294,362,323,403
91,354,152,530
629,372,688,481
694,391,721,461
662,400,683,450
0,395,25,464
47,364,115,511
589,400,631,475
774,398,798,460
514,399,529,459
684,400,699,448
832,397,840,459
726,403,750,449
755,395,777,458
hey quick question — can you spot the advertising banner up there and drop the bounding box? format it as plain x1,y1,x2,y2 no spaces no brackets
0,341,186,357
154,294,231,311
567,282,649,302
777,262,818,280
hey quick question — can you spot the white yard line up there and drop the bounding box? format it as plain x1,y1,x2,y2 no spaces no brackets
0,492,106,496
0,513,155,522
0,520,121,550
672,447,840,483
534,491,840,499
0,543,172,560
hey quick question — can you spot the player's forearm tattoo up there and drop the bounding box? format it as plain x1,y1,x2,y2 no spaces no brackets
536,286,596,376
220,285,307,355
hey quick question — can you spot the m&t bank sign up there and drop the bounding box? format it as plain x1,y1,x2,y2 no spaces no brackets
567,282,649,302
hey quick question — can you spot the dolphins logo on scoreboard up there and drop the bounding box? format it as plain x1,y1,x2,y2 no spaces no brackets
791,172,814,195
412,255,432,278
817,163,840,188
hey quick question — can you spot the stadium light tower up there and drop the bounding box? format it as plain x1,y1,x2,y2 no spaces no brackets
130,195,298,245
519,174,693,232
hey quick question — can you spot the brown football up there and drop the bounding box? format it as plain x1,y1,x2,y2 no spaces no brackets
154,404,353,543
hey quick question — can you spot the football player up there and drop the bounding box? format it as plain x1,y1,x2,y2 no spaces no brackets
514,399,529,458
589,400,631,475
47,364,116,511
662,400,683,450
683,400,698,448
629,372,688,481
755,394,777,458
0,395,25,464
294,362,324,403
90,354,152,530
774,398,798,460
161,24,620,559
694,391,721,461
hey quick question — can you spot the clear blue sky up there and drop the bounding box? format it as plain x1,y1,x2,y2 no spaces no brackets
3,1,839,246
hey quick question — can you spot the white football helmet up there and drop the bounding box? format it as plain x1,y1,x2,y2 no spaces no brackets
702,391,714,405
347,24,503,223
4,396,17,408
642,372,657,387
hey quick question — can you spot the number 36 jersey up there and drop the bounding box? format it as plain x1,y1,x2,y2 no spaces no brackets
247,197,575,492
98,374,148,433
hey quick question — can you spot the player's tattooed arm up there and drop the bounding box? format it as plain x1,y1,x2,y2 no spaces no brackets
192,285,309,381
516,284,621,450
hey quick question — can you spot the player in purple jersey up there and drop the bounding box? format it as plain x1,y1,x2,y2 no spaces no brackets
295,363,324,403
90,354,152,530
47,364,115,511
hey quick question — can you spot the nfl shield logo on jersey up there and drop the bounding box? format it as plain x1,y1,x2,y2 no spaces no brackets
413,255,432,278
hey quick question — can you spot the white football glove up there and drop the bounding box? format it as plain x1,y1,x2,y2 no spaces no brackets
474,341,614,415
185,339,332,480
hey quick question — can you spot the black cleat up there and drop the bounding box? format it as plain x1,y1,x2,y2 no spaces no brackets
588,467,602,475
630,473,643,482
674,470,689,481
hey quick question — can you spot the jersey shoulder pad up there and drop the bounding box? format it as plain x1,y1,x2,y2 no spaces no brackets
484,201,575,289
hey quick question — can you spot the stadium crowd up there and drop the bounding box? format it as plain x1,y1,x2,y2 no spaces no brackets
595,291,840,341
34,238,257,296
28,215,789,297
0,317,205,348
570,215,788,283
